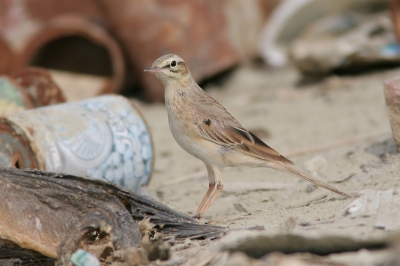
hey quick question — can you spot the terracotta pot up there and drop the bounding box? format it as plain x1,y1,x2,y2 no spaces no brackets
98,0,241,101
16,15,126,95
0,38,13,74
391,0,400,44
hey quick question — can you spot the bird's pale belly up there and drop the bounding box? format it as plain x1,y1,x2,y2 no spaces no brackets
168,113,224,166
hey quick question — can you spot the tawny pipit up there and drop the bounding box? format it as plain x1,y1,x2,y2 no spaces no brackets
145,54,350,218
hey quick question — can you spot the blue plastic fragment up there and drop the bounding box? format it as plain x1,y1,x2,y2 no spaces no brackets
70,249,100,266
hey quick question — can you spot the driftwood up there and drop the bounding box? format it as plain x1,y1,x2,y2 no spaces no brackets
0,167,225,265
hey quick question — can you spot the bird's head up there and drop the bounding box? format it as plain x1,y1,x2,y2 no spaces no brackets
144,54,191,86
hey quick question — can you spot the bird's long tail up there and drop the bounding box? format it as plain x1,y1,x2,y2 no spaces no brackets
270,162,351,198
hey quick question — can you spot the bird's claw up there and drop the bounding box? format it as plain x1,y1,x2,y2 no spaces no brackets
192,213,203,219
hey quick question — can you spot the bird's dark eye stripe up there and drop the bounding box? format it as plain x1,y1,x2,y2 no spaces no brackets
162,64,170,69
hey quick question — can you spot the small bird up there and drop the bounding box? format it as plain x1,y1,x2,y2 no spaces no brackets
145,54,350,218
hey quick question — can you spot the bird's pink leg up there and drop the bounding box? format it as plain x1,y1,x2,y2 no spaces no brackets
193,183,215,217
193,165,222,219
199,183,223,218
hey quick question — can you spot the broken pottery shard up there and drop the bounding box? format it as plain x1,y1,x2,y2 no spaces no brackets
345,190,383,218
384,76,400,151
374,190,400,231
0,95,153,191
345,189,400,231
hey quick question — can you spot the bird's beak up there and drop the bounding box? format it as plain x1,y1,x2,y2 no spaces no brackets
144,66,163,73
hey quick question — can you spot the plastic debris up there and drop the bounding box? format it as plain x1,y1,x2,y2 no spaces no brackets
70,249,100,266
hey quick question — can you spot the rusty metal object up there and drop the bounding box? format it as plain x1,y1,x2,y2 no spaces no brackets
0,122,39,169
16,15,125,94
391,0,400,44
98,0,241,101
12,68,66,107
0,76,34,115
21,0,105,23
0,95,153,191
0,68,66,115
0,1,122,96
0,38,13,74
384,76,400,151
0,0,107,60
0,1,277,101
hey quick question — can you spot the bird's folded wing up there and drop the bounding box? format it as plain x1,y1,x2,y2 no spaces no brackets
196,118,293,165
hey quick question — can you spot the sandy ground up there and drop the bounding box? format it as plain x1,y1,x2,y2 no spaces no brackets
134,65,400,265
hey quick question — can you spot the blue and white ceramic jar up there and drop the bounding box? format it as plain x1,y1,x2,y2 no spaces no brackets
0,95,153,191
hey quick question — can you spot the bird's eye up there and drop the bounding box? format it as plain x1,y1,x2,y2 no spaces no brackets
170,60,177,68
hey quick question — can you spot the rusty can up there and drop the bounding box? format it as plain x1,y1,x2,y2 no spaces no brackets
12,67,66,107
0,37,13,74
1,68,66,115
0,76,34,114
0,95,153,191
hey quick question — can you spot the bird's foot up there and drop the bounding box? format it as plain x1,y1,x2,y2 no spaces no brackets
192,213,204,219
